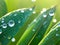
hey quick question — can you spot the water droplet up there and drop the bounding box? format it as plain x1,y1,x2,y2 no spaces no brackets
33,19,37,22
8,20,15,27
29,8,32,11
1,23,7,28
18,20,21,23
56,29,58,31
32,29,35,32
33,11,36,14
31,0,36,2
58,23,60,27
49,11,54,16
53,19,57,23
41,8,47,13
2,18,4,20
14,13,17,16
21,10,24,13
1,20,4,23
56,34,59,36
0,29,2,34
43,14,47,18
11,38,16,42
8,36,11,39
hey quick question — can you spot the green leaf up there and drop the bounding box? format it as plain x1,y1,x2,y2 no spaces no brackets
17,6,56,45
0,0,7,17
0,7,35,45
30,6,56,45
38,21,60,45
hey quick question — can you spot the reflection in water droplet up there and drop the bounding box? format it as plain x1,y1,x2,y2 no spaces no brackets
8,20,15,27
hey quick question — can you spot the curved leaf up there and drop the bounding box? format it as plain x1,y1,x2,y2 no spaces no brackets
0,7,35,45
17,6,56,45
38,21,60,45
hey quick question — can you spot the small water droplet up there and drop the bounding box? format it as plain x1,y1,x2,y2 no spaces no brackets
18,20,21,23
33,19,37,22
43,14,47,18
21,10,24,13
58,23,60,27
14,13,17,16
32,29,35,32
1,23,7,28
8,20,15,27
0,29,2,34
1,20,4,23
8,36,11,39
33,11,36,14
11,38,16,42
56,34,59,36
56,29,58,31
41,8,47,13
31,0,36,2
29,8,32,11
53,19,57,23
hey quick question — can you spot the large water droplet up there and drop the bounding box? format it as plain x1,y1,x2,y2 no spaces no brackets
49,11,54,16
11,38,16,42
1,23,7,28
8,20,15,27
33,11,36,14
0,29,2,34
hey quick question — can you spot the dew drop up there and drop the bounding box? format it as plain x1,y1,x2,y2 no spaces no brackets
0,29,2,34
56,34,59,36
43,14,47,18
14,13,17,16
56,29,58,31
1,20,4,23
18,20,21,23
49,11,54,16
32,29,35,32
53,19,57,23
8,20,15,27
58,23,60,27
8,36,11,39
41,8,47,13
33,19,37,22
1,23,7,28
33,11,36,14
21,10,24,13
31,0,36,2
11,38,16,42
29,8,32,11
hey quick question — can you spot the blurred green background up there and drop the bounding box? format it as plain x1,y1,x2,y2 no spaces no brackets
4,0,60,45
5,0,60,21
